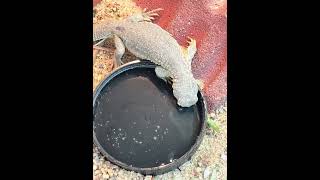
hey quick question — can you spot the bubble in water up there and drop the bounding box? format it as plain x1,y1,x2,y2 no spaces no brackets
138,132,142,135
139,141,142,144
133,138,136,141
153,136,157,140
118,128,121,131
169,159,173,163
157,125,160,129
122,137,126,140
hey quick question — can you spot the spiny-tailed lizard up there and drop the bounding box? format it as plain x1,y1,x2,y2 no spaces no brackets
93,8,204,107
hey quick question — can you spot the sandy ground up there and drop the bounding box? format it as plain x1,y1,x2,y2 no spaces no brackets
93,1,227,179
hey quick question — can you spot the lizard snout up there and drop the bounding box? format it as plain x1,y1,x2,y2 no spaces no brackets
177,95,198,107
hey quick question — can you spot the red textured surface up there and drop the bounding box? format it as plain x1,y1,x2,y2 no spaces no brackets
94,0,227,112
93,0,100,7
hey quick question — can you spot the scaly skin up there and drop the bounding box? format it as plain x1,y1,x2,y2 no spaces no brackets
93,9,203,107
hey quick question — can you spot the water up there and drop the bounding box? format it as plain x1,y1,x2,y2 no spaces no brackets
93,67,202,168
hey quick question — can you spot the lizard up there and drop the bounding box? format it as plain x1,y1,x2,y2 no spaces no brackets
93,8,204,107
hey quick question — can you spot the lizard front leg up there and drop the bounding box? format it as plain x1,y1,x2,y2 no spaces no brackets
181,37,197,71
181,37,205,90
114,35,125,68
155,66,172,83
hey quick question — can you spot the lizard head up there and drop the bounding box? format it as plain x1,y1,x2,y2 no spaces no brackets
173,78,199,107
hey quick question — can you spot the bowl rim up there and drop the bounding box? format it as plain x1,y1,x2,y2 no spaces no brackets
93,60,208,175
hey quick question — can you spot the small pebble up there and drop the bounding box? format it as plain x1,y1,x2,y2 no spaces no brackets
107,169,113,176
221,154,227,161
102,173,109,179
209,113,216,119
210,169,217,180
93,165,98,170
101,168,107,174
203,166,211,179
144,175,152,180
93,159,100,165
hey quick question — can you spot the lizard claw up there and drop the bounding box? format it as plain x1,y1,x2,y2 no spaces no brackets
145,8,164,13
147,13,160,17
187,36,196,45
141,8,163,22
144,16,154,21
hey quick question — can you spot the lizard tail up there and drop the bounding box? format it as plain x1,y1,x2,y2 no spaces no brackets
93,22,114,41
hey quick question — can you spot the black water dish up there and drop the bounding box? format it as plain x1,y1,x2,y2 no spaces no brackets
93,60,207,175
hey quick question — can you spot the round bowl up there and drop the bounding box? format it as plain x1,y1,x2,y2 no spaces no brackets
93,60,207,175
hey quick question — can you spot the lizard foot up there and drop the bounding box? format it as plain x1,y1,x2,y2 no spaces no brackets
142,8,163,21
128,8,163,22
